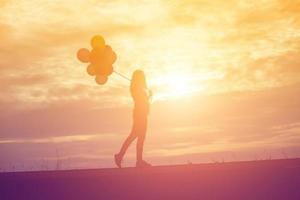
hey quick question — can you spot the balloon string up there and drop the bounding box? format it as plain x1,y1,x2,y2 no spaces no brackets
113,70,131,81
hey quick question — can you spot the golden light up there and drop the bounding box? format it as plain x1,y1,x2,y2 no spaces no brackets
152,73,202,101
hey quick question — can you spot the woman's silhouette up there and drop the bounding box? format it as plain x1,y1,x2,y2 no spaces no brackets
115,70,152,168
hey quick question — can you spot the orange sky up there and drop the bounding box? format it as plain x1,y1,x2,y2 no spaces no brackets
1,0,300,171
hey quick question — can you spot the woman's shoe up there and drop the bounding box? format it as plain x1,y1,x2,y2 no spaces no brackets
114,154,122,168
136,160,152,168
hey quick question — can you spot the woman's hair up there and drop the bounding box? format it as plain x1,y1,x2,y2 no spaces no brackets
130,70,147,95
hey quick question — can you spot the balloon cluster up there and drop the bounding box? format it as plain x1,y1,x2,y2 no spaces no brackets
77,35,117,85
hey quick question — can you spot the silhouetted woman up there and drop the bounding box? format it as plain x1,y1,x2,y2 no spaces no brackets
115,70,152,168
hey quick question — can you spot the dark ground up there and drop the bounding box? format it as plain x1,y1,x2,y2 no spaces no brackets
0,158,300,200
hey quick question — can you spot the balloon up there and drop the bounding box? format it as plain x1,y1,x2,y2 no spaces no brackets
77,48,90,63
111,51,117,64
77,35,117,86
104,45,112,52
102,64,113,76
86,64,96,76
90,48,105,65
91,35,105,49
106,65,113,75
95,64,106,76
103,46,117,65
107,51,117,64
95,75,108,85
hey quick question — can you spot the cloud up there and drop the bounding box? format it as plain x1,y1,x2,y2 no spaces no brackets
0,0,158,110
0,99,132,140
1,0,300,170
1,82,300,169
1,0,300,109
0,134,98,144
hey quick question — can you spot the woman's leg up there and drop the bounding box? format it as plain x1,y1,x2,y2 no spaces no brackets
136,118,147,162
136,132,145,162
118,131,137,158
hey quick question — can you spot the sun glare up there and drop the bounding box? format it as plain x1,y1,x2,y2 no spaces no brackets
165,74,191,96
152,73,201,101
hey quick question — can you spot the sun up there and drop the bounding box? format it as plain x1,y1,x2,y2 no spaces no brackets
164,74,191,96
151,73,201,101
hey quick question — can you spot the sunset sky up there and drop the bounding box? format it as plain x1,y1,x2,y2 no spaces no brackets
1,0,300,171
